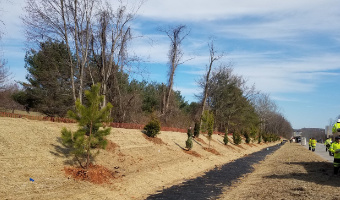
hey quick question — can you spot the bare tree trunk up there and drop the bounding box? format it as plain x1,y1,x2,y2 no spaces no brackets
23,0,143,109
161,25,188,115
164,63,175,114
60,0,76,102
199,41,223,126
86,121,93,169
99,6,134,109
72,0,83,103
71,0,93,104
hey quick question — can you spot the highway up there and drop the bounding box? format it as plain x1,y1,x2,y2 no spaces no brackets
301,142,333,163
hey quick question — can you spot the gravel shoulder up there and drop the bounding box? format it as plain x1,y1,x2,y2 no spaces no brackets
219,142,340,200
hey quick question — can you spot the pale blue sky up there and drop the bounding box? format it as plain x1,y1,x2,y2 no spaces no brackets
1,0,340,129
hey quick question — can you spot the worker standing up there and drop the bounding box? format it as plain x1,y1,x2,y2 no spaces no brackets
329,136,340,175
332,119,340,133
308,138,312,151
311,138,317,152
324,137,332,152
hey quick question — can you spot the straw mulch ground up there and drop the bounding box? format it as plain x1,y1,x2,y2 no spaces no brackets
219,142,339,200
0,117,278,200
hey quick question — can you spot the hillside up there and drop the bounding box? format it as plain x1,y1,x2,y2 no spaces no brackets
0,117,278,200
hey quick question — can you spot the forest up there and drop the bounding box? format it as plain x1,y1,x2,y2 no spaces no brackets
0,0,293,140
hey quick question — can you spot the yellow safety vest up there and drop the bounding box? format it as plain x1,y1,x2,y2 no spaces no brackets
332,123,340,133
311,139,316,147
330,142,340,159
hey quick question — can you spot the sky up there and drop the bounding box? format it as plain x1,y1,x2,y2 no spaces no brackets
1,0,340,129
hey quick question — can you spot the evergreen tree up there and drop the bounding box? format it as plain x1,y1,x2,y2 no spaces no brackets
207,114,214,148
249,126,258,143
258,132,262,144
61,83,113,169
223,129,229,145
187,126,193,137
201,110,214,148
233,131,242,145
144,117,161,138
185,127,193,150
193,122,200,138
243,130,251,144
21,40,73,116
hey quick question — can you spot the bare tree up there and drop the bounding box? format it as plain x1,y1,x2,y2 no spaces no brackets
0,83,22,113
0,59,10,91
160,25,190,115
23,0,96,103
94,2,141,108
23,0,143,106
252,93,278,133
198,39,224,127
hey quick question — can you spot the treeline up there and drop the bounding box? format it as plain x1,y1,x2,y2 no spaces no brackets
0,0,293,140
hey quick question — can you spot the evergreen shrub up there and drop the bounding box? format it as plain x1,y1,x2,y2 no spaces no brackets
233,131,242,145
144,118,161,138
244,130,251,144
223,132,229,145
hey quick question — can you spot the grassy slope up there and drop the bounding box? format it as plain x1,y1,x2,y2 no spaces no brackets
0,117,278,200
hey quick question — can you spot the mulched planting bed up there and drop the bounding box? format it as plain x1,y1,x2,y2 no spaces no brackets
64,164,118,184
203,147,221,155
182,149,202,158
194,137,207,145
142,134,167,145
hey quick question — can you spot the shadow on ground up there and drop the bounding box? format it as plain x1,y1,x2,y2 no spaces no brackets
146,144,282,200
50,137,95,166
264,161,339,187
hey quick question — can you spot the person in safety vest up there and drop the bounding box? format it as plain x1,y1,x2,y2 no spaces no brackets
311,138,317,152
329,136,340,175
332,119,340,133
325,137,332,152
308,138,312,151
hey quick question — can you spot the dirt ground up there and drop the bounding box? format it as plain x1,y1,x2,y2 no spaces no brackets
219,142,340,200
0,117,279,200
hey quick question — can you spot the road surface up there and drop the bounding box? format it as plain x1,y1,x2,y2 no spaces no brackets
301,142,333,163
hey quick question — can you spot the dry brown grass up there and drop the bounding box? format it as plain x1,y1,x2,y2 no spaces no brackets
0,117,279,200
219,142,339,200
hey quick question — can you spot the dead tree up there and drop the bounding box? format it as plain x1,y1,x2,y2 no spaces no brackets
93,2,143,111
160,25,189,115
199,40,224,127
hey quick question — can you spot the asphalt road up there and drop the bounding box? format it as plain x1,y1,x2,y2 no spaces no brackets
301,142,333,163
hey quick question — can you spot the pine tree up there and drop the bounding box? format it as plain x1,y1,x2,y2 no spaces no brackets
207,115,214,148
258,132,262,144
61,83,113,169
186,127,193,150
201,110,214,148
233,131,242,145
193,122,200,138
223,129,229,145
21,40,73,116
144,116,161,138
243,130,251,144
